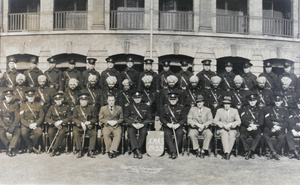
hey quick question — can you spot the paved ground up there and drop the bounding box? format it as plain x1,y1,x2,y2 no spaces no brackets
1,151,300,185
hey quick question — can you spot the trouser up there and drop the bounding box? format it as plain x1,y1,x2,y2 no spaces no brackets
263,129,285,153
73,126,96,151
286,131,296,151
189,128,213,150
164,127,183,154
21,126,42,150
102,125,121,153
216,129,237,154
128,126,147,151
0,127,21,149
240,129,262,152
48,126,68,151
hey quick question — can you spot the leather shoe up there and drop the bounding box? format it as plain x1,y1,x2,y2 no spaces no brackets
245,151,251,160
50,151,56,157
200,151,205,159
11,149,17,157
136,149,143,159
273,152,280,160
87,151,95,158
293,150,300,160
32,147,40,154
6,149,13,157
112,151,117,158
26,149,32,154
171,152,177,159
224,153,230,160
77,151,83,158
55,151,60,156
108,152,113,159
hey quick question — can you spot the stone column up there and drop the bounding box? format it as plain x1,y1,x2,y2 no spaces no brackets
104,0,111,30
249,0,263,35
198,0,213,32
2,0,9,32
89,0,105,30
292,0,299,38
39,49,52,72
251,54,264,77
40,0,54,31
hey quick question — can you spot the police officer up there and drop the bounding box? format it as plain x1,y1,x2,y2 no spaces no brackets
176,61,192,90
24,56,43,87
205,75,225,116
255,76,274,109
119,79,133,110
187,94,213,158
278,61,297,90
196,59,216,90
124,91,152,159
121,57,139,90
259,61,278,91
72,93,98,158
241,61,257,91
138,59,159,90
2,57,20,88
14,74,27,104
45,93,71,156
229,75,248,110
44,57,63,92
263,95,289,160
159,61,175,90
240,93,264,160
0,89,21,157
276,77,297,110
102,76,120,106
86,74,103,112
220,62,236,92
36,75,55,113
160,92,188,159
100,57,122,90
20,89,44,154
183,76,204,109
64,78,80,111
82,58,101,88
63,59,83,90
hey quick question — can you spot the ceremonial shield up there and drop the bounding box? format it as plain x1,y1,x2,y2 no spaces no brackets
146,131,164,157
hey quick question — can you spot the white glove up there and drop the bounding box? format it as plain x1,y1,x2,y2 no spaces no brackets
247,127,253,131
273,125,281,131
54,120,63,128
173,124,180,130
292,129,298,136
29,123,37,130
85,121,91,125
297,132,300,137
81,122,87,131
167,123,173,129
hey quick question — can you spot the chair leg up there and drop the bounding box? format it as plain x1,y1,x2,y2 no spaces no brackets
214,138,218,157
187,136,190,156
65,134,69,153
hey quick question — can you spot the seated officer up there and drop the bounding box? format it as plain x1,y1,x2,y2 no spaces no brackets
124,91,152,159
240,93,264,160
20,89,44,154
160,92,188,159
72,93,98,158
214,96,241,160
45,93,72,157
263,95,289,160
187,95,213,158
99,95,124,158
0,89,21,157
285,97,300,160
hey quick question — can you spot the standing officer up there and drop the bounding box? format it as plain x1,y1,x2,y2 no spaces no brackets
259,61,278,91
183,76,205,110
176,61,192,91
278,61,297,90
100,57,122,90
138,59,159,90
72,93,98,158
241,61,257,91
187,95,213,158
230,75,248,110
276,77,297,110
119,79,133,110
196,59,216,90
158,61,175,90
263,94,289,160
240,93,264,160
205,75,225,116
20,89,44,154
124,91,152,159
86,74,103,112
214,96,241,160
24,56,43,87
160,92,188,159
63,59,83,90
102,76,120,106
14,74,27,104
44,57,63,92
255,76,274,110
45,93,72,156
0,89,21,157
220,62,236,92
99,95,124,158
82,58,101,88
121,57,139,90
2,57,20,88
36,75,55,113
64,78,80,112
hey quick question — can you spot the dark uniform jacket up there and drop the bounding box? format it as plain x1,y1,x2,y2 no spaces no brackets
160,103,187,128
121,68,139,89
276,89,297,110
45,67,63,91
241,72,257,91
240,105,264,131
85,85,103,112
20,102,44,127
0,100,20,132
196,70,216,90
158,70,175,90
102,88,120,106
289,109,300,131
265,106,289,131
63,88,80,111
220,71,236,91
118,89,133,110
82,68,101,88
100,68,121,90
229,88,248,109
63,68,83,89
183,86,205,108
72,105,98,129
45,104,72,127
13,85,27,104
176,70,193,90
1,69,20,88
141,87,158,116
24,67,43,87
124,102,152,126
255,88,274,108
259,71,278,90
205,87,225,109
35,86,55,112
138,69,159,90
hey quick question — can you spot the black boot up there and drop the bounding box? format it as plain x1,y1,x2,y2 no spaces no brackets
77,151,83,158
87,151,95,158
245,151,251,160
136,149,143,159
293,150,300,160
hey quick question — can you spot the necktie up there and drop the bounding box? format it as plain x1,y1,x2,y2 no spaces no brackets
110,106,113,113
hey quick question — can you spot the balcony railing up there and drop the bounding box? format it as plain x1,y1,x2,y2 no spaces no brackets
54,11,87,30
263,17,293,37
8,12,40,31
159,11,193,31
110,10,144,30
216,14,249,34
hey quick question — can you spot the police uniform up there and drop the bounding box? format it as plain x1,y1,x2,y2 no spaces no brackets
72,93,98,158
63,59,83,90
82,58,101,88
0,89,21,156
102,76,120,106
183,76,205,109
45,93,72,156
255,78,274,109
124,91,152,158
263,95,289,160
100,57,122,90
64,87,80,112
240,94,264,160
276,77,297,110
24,57,44,87
2,57,20,88
160,92,188,159
20,89,44,153
121,57,139,90
241,62,257,91
196,60,216,90
158,61,175,90
35,85,55,113
205,75,225,116
176,61,193,90
44,57,63,92
259,62,278,91
229,75,248,110
220,62,236,92
140,75,159,117
13,83,27,104
278,62,297,90
138,59,159,90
